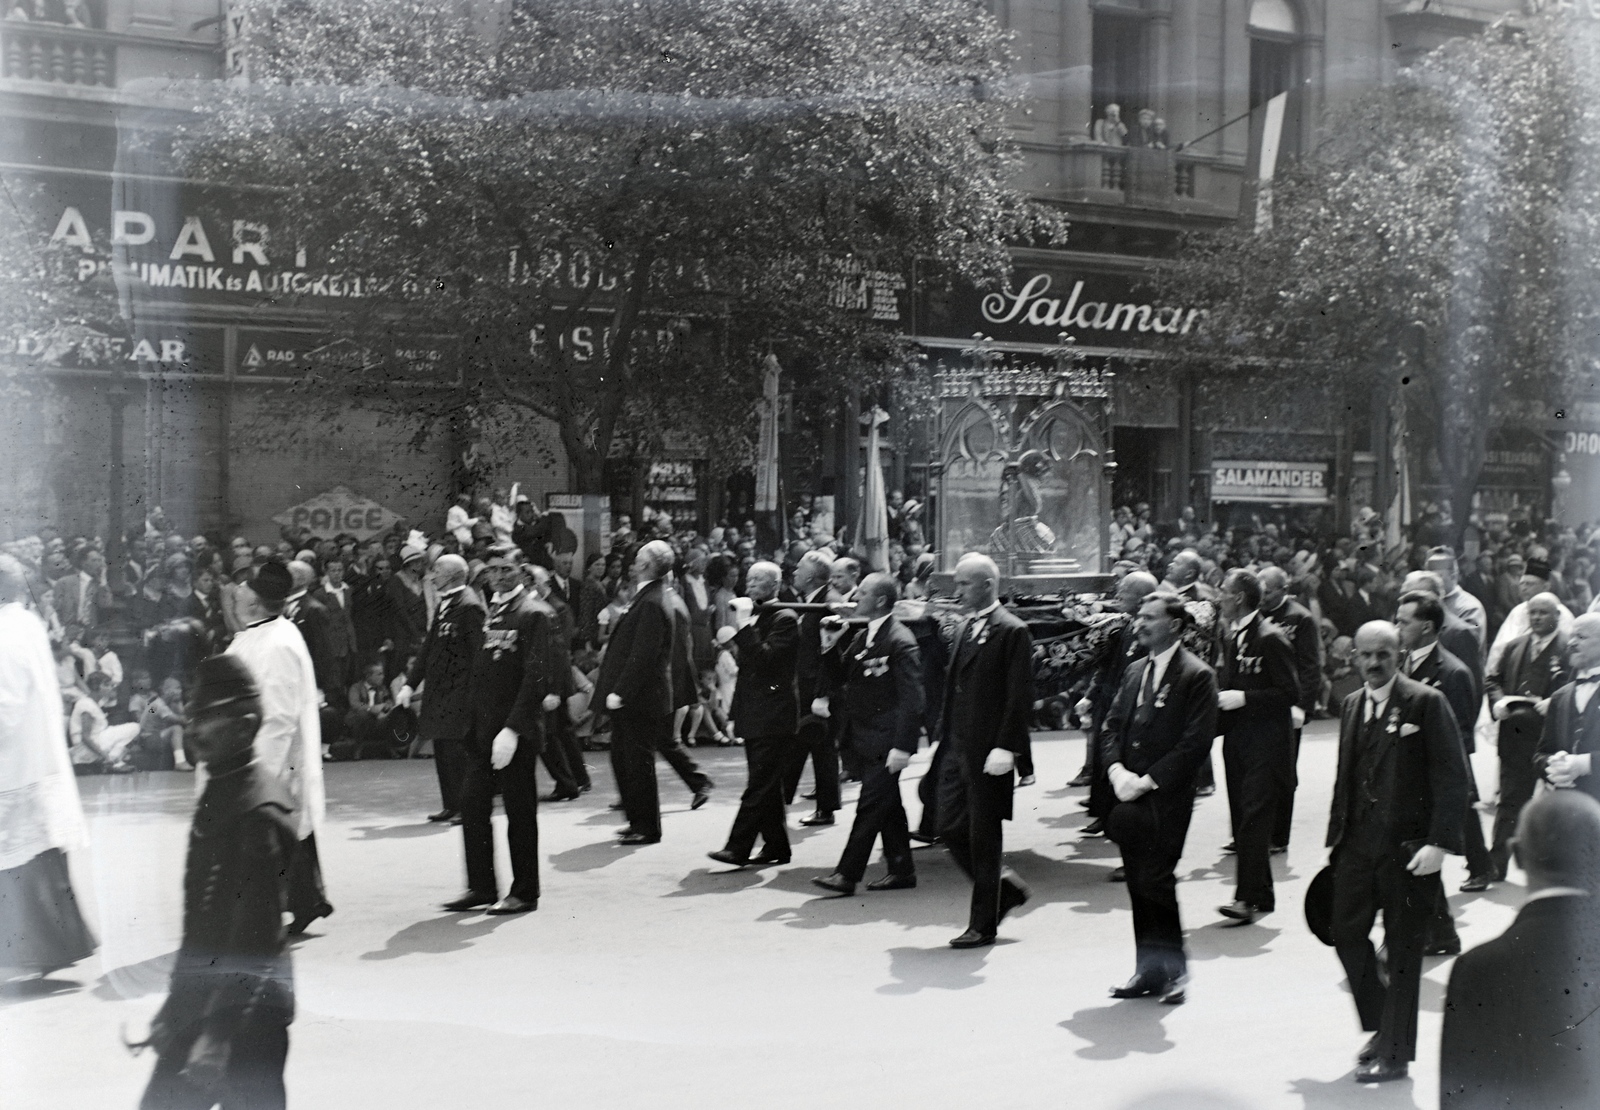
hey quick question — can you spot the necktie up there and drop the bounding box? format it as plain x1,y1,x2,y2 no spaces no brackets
1134,661,1156,726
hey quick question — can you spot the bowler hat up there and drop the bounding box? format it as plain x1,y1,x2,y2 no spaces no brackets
190,654,259,716
251,558,293,602
1304,865,1336,946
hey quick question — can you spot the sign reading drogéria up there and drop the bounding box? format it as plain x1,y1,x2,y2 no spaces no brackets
1212,460,1330,504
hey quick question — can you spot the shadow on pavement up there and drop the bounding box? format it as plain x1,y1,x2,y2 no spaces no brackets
360,911,525,960
548,839,647,872
351,822,451,840
1287,1072,1421,1109
664,866,768,897
2,974,88,1006
1058,999,1177,1059
876,944,990,994
754,864,969,932
94,951,176,1001
1186,918,1283,961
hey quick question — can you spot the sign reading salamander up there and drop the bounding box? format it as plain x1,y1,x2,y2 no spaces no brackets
1211,460,1330,504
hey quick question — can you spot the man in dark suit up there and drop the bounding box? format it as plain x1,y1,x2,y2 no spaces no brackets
1441,790,1600,1107
810,573,924,894
1485,592,1569,880
1536,612,1600,804
1397,590,1493,898
1101,591,1218,1004
1402,571,1484,700
709,562,800,868
1074,571,1159,837
1327,620,1469,1082
784,550,842,825
594,541,679,845
398,555,484,823
1215,568,1299,925
662,582,714,806
446,546,559,914
285,561,336,698
938,553,1034,947
529,565,586,801
1260,565,1322,853
548,550,577,617
313,556,359,700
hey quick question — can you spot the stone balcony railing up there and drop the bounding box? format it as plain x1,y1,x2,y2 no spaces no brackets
1,20,116,87
1027,143,1242,218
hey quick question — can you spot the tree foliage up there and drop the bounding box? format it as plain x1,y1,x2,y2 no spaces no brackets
152,0,1064,491
1152,12,1600,538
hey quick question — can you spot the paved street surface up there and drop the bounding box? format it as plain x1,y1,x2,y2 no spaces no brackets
3,722,1519,1110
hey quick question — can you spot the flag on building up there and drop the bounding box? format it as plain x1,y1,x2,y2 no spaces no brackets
858,406,890,572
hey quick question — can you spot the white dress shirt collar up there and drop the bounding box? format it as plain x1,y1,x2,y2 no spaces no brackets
1406,641,1436,672
865,613,890,648
1364,674,1398,720
1144,641,1181,697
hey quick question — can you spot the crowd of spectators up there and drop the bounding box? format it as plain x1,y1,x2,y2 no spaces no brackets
1099,498,1598,717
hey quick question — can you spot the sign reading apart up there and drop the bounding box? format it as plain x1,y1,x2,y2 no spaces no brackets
273,486,401,539
1212,460,1330,503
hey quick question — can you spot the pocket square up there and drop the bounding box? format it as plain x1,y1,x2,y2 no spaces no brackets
1400,723,1421,737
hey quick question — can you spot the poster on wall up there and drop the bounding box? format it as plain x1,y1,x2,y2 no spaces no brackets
546,493,611,574
273,486,402,540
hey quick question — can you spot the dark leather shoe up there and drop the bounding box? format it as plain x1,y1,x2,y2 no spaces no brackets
542,790,580,802
618,832,660,845
865,873,917,891
1195,784,1216,798
609,801,626,811
427,809,457,822
1082,819,1106,837
948,929,995,949
1108,866,1127,882
707,849,751,868
449,814,463,826
1354,1059,1408,1083
811,873,856,895
1270,844,1288,855
691,787,713,810
1459,874,1491,893
578,783,592,793
1159,976,1188,1005
749,853,791,866
1067,770,1093,788
999,872,1032,922
1357,1033,1382,1065
1110,973,1162,999
486,895,536,915
908,831,938,845
1218,900,1264,925
799,811,835,827
288,902,333,934
801,790,817,800
1220,841,1238,854
441,891,495,912
1424,937,1462,957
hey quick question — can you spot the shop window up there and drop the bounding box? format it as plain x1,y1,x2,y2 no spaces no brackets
1090,13,1146,141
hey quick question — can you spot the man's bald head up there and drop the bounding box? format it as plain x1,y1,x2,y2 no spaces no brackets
1401,570,1444,598
1527,592,1562,637
288,561,317,591
431,553,468,591
1115,570,1160,612
855,572,900,619
1515,790,1600,891
953,553,1000,612
1165,550,1202,587
1354,620,1402,689
634,540,676,581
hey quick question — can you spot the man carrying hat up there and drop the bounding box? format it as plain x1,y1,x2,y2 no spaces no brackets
138,654,299,1110
445,545,561,914
227,559,332,936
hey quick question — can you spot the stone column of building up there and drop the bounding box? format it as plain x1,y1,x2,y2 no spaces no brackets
1221,0,1252,162
1058,0,1093,142
1169,0,1199,148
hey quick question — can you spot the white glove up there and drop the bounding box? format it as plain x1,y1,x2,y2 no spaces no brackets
1075,697,1093,719
597,609,611,627
983,748,1015,776
1491,700,1510,722
605,692,623,710
716,625,737,645
819,620,848,652
810,696,831,719
1217,689,1246,712
1546,751,1593,788
1406,843,1446,876
1290,705,1306,729
542,693,561,712
490,727,518,769
732,596,755,630
885,749,911,774
396,685,413,709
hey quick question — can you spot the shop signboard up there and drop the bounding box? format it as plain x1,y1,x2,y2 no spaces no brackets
1211,460,1330,503
2,321,225,374
273,485,402,539
235,328,458,384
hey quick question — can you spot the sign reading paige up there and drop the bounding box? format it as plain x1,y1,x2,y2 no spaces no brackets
273,486,401,540
1211,460,1330,504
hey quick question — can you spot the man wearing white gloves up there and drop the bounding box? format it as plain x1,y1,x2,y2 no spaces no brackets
937,554,1036,948
446,545,560,915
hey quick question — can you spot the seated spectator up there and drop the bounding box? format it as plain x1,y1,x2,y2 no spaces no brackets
339,660,408,760
86,628,121,690
67,672,139,772
135,676,187,770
